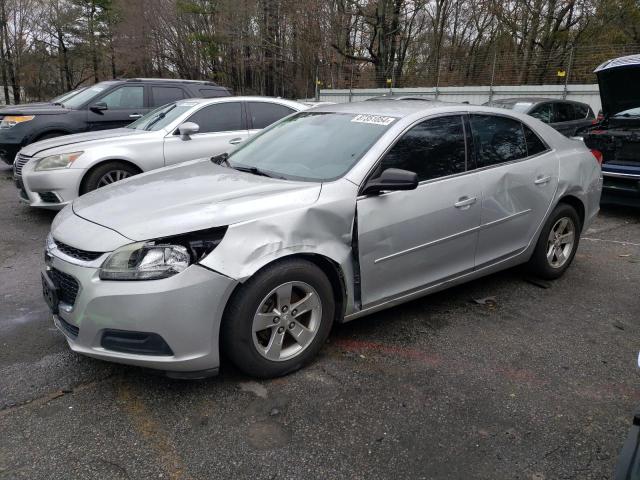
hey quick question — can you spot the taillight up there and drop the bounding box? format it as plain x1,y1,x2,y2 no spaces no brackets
590,149,603,166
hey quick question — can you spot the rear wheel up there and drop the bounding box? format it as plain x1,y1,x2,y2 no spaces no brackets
81,161,139,194
527,203,581,279
221,259,335,378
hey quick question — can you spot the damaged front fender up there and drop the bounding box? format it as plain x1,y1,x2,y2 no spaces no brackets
199,179,360,316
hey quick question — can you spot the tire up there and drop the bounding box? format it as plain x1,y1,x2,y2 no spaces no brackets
221,258,335,378
527,203,581,280
80,161,139,194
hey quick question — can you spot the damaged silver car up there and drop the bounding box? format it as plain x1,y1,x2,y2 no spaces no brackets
43,102,602,378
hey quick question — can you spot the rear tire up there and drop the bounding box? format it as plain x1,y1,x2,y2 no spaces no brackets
80,161,139,194
221,259,335,378
527,203,581,280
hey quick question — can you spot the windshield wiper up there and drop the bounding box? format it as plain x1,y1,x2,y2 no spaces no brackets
232,165,276,178
211,152,230,167
144,112,166,130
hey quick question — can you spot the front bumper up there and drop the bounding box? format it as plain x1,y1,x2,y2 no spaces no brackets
17,161,85,210
47,253,238,374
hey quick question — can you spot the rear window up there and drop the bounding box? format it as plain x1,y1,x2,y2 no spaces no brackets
151,86,185,107
247,102,296,129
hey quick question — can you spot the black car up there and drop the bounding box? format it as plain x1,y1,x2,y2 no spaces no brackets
583,54,640,207
484,97,595,136
0,78,231,164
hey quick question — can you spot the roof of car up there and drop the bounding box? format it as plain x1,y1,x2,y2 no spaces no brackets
488,97,580,105
365,94,433,101
594,54,640,73
310,100,456,117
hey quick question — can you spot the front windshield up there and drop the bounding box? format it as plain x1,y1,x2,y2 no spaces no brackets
489,101,532,113
62,82,117,109
228,112,395,181
50,87,86,104
127,101,197,131
613,107,640,117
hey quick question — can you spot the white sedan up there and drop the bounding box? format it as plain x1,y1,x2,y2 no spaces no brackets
14,97,307,209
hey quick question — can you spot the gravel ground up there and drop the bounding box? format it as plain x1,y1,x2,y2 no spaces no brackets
1,162,639,480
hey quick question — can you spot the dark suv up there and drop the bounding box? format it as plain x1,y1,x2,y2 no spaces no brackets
485,98,595,136
0,78,231,164
583,55,640,206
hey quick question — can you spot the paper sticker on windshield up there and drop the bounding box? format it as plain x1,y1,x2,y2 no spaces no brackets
351,114,396,126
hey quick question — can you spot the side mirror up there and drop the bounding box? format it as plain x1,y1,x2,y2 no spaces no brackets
178,122,200,140
362,168,418,196
90,101,108,112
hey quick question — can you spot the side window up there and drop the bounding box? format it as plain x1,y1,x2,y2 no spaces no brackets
380,115,466,182
199,88,225,98
522,124,548,156
573,103,588,119
469,114,527,167
529,103,553,123
151,86,185,107
554,103,575,123
186,102,243,133
98,86,144,109
248,102,295,129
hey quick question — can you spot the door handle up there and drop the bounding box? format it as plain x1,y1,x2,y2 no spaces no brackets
129,114,143,119
229,137,243,145
534,175,551,185
454,196,477,209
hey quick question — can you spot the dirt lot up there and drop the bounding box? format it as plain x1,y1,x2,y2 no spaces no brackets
1,162,639,480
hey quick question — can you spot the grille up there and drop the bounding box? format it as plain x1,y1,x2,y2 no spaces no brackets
57,316,79,338
54,239,104,262
49,268,80,305
13,153,31,176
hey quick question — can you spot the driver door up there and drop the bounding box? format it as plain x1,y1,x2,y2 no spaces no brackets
357,115,481,307
86,85,148,130
163,101,250,166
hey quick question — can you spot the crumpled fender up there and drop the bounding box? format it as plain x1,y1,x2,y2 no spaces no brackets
199,179,359,314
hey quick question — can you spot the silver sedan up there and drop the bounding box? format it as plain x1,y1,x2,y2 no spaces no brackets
14,96,307,209
43,101,602,378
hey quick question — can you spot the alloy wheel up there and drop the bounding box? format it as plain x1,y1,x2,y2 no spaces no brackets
252,281,322,362
96,170,133,188
546,216,576,269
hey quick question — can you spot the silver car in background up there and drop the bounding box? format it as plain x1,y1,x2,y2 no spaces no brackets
43,101,601,378
14,97,307,209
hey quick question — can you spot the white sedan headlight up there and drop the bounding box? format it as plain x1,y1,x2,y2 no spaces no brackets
99,242,190,281
35,151,83,171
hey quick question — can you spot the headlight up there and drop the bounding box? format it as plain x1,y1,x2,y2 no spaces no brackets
99,227,227,281
35,151,83,171
0,115,34,129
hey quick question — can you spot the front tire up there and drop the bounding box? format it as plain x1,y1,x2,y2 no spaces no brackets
81,161,139,194
527,203,581,279
221,259,335,378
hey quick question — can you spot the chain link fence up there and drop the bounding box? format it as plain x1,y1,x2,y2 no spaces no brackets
312,44,640,98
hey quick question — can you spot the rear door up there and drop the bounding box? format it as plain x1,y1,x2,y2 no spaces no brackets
86,85,148,130
357,114,482,307
470,114,558,267
162,101,249,166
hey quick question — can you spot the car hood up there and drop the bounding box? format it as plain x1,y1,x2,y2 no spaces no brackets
0,103,70,116
20,128,148,156
72,159,322,241
596,66,640,117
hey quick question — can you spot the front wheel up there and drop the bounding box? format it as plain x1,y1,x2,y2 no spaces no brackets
221,259,335,378
527,203,581,279
80,161,139,194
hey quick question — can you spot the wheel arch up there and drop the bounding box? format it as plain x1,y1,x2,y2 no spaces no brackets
225,253,348,325
79,158,144,195
557,194,585,230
